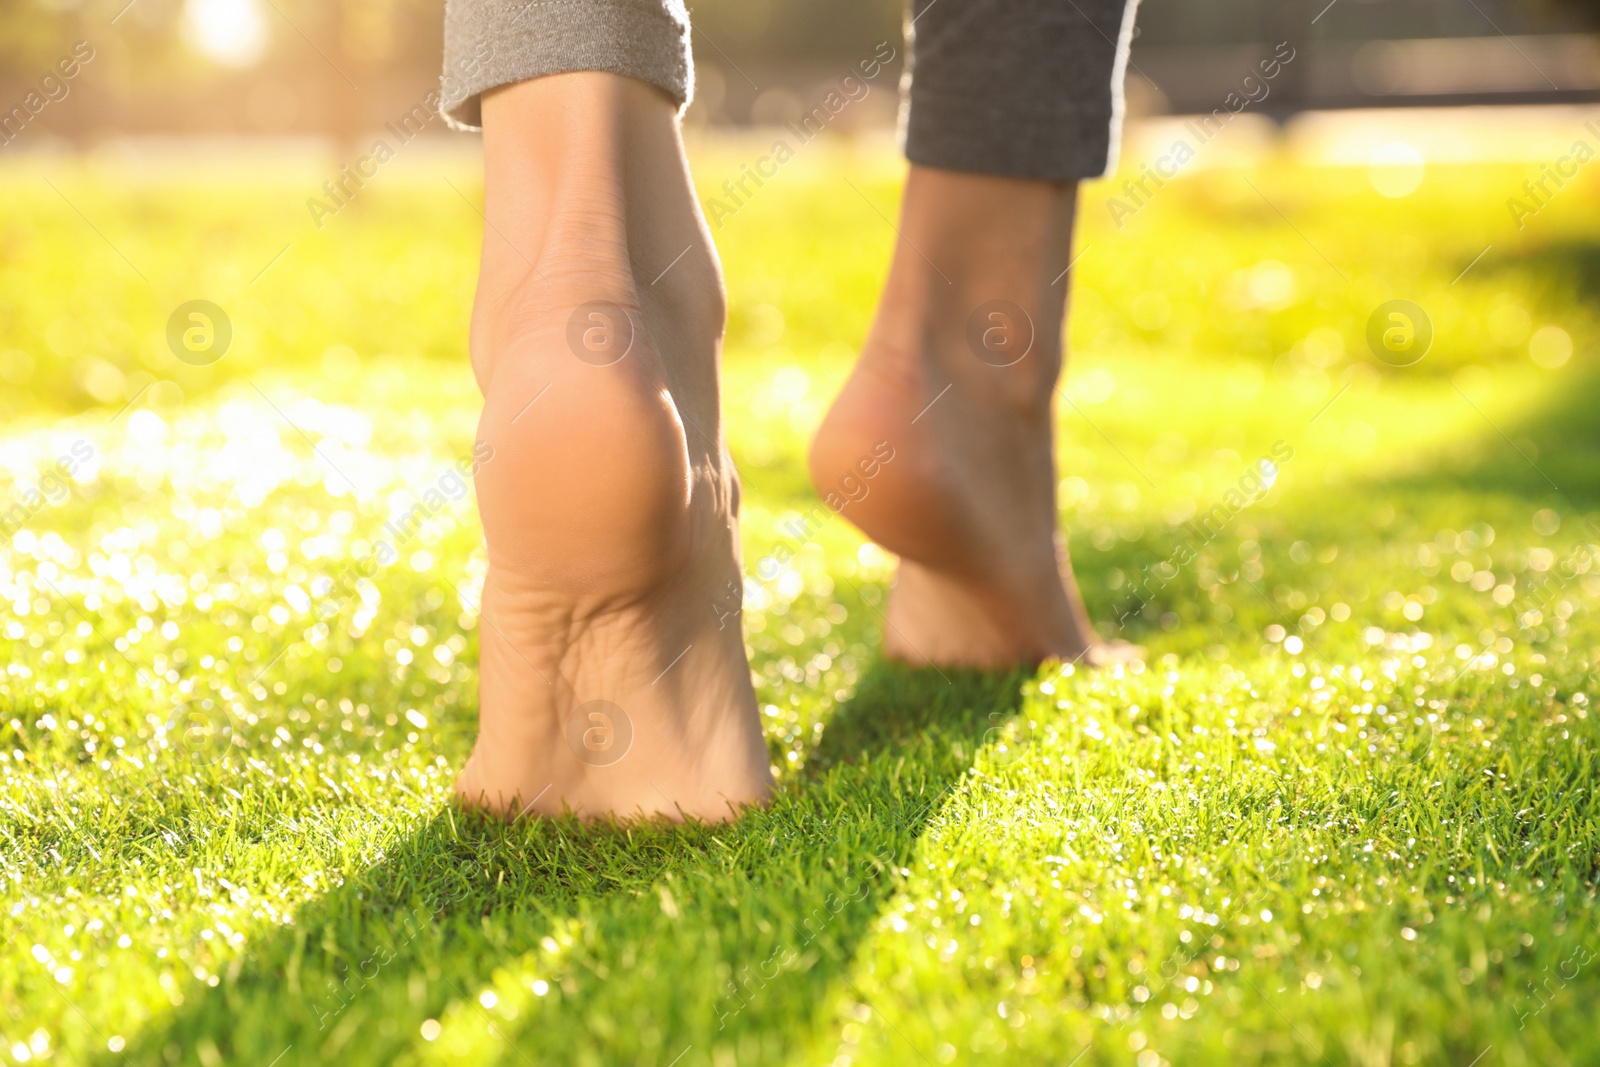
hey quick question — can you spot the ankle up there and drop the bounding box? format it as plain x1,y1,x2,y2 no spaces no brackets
860,323,1061,422
897,167,1079,277
867,167,1077,414
476,72,717,306
470,73,726,398
479,74,678,259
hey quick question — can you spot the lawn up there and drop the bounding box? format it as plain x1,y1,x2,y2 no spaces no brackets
1,130,1598,1067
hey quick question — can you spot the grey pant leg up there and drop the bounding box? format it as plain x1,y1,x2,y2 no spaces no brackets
902,0,1140,181
440,0,693,131
439,0,1135,179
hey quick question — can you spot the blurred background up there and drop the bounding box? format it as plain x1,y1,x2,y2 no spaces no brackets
1,0,1598,143
0,0,1597,417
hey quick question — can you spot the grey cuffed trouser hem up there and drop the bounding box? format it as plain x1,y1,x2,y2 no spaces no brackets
440,0,693,131
440,0,1138,181
902,0,1140,181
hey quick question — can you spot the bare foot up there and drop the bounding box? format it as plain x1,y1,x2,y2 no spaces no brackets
809,168,1136,670
454,73,771,822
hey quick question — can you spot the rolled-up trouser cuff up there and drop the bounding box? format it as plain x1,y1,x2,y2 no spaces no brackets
440,0,693,132
902,0,1140,182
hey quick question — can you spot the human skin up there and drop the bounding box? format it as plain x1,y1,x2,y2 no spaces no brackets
455,72,1127,823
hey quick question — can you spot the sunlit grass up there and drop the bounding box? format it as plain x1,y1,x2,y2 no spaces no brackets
1,135,1597,1066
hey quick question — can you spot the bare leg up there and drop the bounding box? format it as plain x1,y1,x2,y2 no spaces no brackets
809,167,1135,669
454,73,771,821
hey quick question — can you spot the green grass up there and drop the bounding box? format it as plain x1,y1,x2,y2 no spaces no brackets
2,132,1599,1066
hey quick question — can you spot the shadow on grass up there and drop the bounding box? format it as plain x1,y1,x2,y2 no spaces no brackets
1386,366,1600,511
1062,365,1600,662
108,663,1027,1067
1485,237,1600,301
